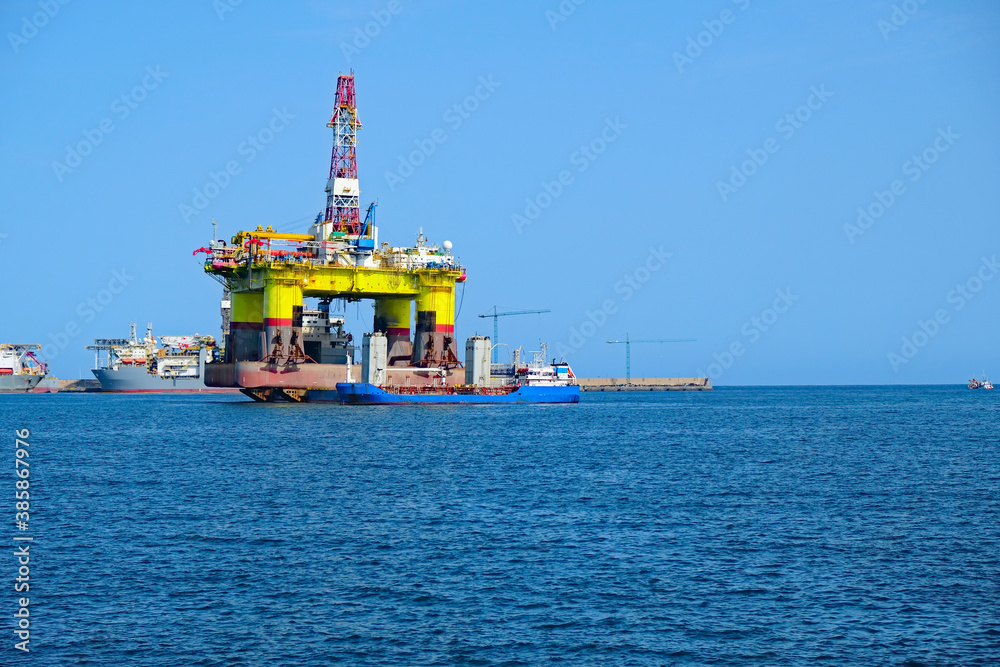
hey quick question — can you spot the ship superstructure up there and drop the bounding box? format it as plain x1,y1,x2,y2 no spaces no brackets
302,302,355,364
88,323,154,370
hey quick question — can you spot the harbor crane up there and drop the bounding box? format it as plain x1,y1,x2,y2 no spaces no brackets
606,333,696,384
478,307,551,362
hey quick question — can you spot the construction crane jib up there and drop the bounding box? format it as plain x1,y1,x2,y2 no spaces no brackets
478,307,551,363
606,334,695,384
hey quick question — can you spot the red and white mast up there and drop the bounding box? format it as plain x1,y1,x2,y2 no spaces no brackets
323,72,362,235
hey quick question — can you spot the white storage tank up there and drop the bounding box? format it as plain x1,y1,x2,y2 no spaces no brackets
362,332,387,385
465,336,492,386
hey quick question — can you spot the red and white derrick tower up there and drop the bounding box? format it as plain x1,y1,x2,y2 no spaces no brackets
324,72,362,235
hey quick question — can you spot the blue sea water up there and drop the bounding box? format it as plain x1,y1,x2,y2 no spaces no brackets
1,386,998,666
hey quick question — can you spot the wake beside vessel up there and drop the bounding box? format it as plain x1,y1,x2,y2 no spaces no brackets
87,324,234,393
0,344,59,393
332,338,579,405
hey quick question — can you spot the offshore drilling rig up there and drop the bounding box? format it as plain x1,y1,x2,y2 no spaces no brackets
196,73,468,400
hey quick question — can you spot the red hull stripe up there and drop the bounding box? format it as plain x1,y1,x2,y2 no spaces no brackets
97,389,240,394
231,322,264,330
264,318,294,326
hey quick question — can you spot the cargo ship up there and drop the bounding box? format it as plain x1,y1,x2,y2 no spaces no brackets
87,324,236,393
0,344,59,393
329,340,580,405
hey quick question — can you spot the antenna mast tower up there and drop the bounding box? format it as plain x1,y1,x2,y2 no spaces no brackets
324,72,363,235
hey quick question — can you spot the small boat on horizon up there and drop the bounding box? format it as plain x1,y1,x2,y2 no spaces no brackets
968,372,993,390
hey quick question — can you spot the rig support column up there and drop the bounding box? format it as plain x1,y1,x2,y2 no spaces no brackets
290,287,304,359
373,297,412,366
412,284,458,367
230,291,264,362
264,280,302,361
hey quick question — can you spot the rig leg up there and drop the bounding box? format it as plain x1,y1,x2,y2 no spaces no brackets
231,291,264,362
374,297,413,366
412,285,457,366
264,280,303,363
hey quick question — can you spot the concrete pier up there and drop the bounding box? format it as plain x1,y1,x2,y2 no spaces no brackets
577,377,712,391
58,379,101,392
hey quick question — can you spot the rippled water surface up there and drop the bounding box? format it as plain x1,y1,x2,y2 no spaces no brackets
2,386,998,665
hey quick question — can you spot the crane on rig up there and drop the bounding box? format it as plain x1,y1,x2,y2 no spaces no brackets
606,334,696,384
478,307,551,362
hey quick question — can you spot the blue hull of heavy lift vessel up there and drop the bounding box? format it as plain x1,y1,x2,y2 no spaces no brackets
318,383,580,404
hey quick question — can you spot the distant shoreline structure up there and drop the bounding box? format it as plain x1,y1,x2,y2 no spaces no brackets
577,378,712,392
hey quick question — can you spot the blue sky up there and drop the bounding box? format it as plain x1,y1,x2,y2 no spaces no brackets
1,0,997,384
